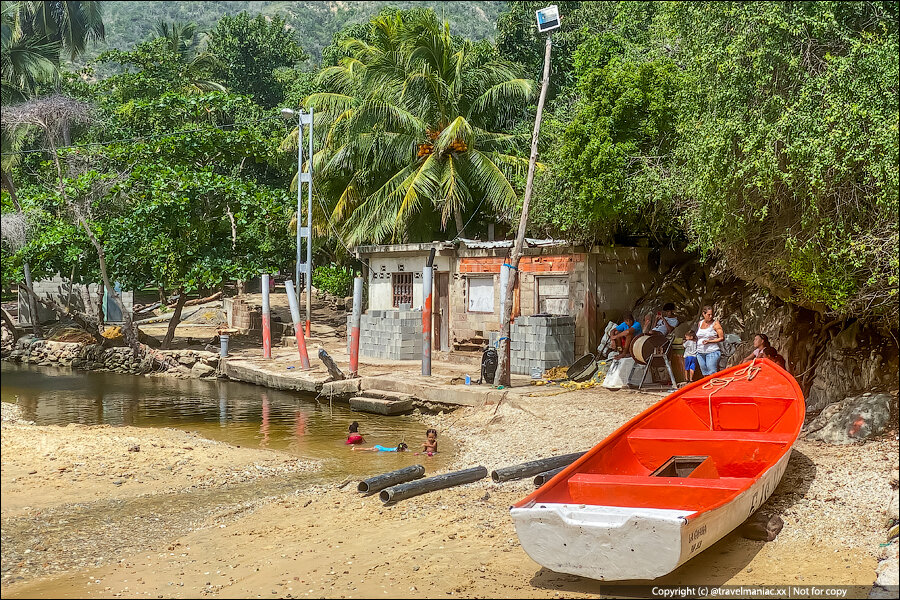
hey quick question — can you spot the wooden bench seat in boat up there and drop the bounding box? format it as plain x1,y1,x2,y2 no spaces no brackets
567,473,755,510
624,429,795,479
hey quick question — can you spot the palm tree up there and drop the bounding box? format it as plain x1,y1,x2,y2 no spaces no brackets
151,19,225,94
13,0,104,62
152,19,198,57
291,10,534,245
0,2,58,103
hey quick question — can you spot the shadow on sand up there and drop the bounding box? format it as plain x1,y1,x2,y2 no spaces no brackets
528,448,817,596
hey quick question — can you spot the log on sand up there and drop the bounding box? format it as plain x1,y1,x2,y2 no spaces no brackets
491,452,586,483
380,466,487,504
358,465,425,495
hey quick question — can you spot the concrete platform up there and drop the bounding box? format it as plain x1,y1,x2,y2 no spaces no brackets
349,396,415,415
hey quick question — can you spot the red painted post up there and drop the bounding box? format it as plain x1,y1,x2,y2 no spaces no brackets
261,273,272,359
422,248,435,376
285,280,310,369
349,275,363,377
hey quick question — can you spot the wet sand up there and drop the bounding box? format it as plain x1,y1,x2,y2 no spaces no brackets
2,387,896,598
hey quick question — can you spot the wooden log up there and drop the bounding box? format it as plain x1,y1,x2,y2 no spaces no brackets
379,466,487,504
358,465,425,495
533,466,566,488
318,348,346,381
491,452,586,483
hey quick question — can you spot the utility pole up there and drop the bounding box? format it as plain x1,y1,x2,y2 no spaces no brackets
495,6,559,387
280,107,314,339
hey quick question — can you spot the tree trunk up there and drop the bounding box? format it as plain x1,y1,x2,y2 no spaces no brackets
18,279,104,344
454,207,466,239
2,170,42,337
495,35,553,387
162,288,187,349
1,307,20,342
48,142,139,350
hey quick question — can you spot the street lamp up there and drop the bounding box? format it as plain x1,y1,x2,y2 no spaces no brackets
280,106,314,338
496,5,559,386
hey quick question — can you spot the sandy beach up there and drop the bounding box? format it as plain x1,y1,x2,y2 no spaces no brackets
2,387,897,598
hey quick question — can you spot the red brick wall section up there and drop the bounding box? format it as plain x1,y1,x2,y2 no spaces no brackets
458,254,585,274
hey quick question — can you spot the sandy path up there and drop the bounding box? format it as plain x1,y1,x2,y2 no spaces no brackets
2,387,897,598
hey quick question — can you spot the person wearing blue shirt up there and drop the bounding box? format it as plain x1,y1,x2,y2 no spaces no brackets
608,312,642,357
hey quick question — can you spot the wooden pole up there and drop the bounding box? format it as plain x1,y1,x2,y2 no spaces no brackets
358,465,425,495
491,451,584,483
495,34,553,387
533,466,566,488
379,466,487,504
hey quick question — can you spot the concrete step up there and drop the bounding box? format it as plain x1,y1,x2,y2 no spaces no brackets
358,389,416,402
349,396,414,415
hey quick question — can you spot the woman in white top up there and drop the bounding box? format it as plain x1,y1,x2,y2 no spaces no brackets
695,305,725,376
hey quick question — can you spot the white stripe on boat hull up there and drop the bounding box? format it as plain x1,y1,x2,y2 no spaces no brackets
511,450,793,581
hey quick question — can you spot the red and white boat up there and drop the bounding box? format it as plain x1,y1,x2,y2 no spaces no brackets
511,358,804,581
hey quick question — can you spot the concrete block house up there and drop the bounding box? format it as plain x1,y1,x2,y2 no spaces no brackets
351,239,656,374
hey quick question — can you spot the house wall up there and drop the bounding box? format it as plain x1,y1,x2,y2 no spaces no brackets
366,254,453,310
18,276,134,325
357,244,655,363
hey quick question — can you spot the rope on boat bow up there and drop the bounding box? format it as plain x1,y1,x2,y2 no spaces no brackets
701,357,763,431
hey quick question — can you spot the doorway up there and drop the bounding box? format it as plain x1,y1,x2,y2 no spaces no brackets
434,273,450,351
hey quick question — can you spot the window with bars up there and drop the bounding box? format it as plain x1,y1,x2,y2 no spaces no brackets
392,272,413,307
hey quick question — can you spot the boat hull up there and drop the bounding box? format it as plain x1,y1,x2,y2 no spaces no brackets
511,448,793,580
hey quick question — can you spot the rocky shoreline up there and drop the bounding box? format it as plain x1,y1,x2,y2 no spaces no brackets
3,336,220,379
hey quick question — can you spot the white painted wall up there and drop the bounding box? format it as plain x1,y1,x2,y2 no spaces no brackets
367,255,452,310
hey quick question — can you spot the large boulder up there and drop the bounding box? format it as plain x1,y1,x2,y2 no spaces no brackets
804,393,893,444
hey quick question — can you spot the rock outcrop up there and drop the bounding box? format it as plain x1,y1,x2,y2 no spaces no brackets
804,393,893,444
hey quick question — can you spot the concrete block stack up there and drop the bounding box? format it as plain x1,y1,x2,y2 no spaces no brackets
491,315,576,375
347,309,422,360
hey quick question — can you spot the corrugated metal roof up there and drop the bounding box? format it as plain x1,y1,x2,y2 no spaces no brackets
458,238,569,249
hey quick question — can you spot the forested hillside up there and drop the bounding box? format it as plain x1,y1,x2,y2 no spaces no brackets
88,1,504,63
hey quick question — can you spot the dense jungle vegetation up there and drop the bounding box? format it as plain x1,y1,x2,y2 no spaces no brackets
2,1,897,341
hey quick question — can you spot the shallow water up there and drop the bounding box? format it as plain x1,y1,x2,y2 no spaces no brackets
0,362,454,481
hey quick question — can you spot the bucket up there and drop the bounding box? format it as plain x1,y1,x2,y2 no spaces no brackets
567,354,598,382
530,366,543,379
219,334,230,358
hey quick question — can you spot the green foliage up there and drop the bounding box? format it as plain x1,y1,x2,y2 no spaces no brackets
204,12,306,108
313,264,353,298
668,1,899,323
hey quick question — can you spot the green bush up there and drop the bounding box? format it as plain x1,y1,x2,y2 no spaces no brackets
313,264,353,297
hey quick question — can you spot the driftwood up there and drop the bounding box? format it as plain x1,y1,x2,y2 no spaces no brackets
318,348,346,381
379,466,488,504
1,307,20,341
358,465,425,495
491,452,586,483
533,466,566,488
167,291,222,309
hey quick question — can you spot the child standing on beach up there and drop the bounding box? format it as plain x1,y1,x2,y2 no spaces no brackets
682,330,698,383
345,421,365,445
422,429,438,455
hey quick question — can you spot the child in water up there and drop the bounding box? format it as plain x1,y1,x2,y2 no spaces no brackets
345,421,365,445
353,441,409,452
420,428,438,456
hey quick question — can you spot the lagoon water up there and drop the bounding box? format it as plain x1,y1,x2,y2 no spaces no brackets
0,361,454,481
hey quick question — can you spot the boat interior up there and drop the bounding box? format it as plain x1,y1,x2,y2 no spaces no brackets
527,368,804,512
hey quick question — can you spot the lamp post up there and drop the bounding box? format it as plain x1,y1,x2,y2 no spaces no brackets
280,107,314,338
495,5,560,386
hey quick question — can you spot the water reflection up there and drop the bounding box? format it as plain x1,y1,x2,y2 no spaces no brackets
1,362,453,480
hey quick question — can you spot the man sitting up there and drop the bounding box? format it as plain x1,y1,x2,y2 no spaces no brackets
608,312,642,357
641,302,679,338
